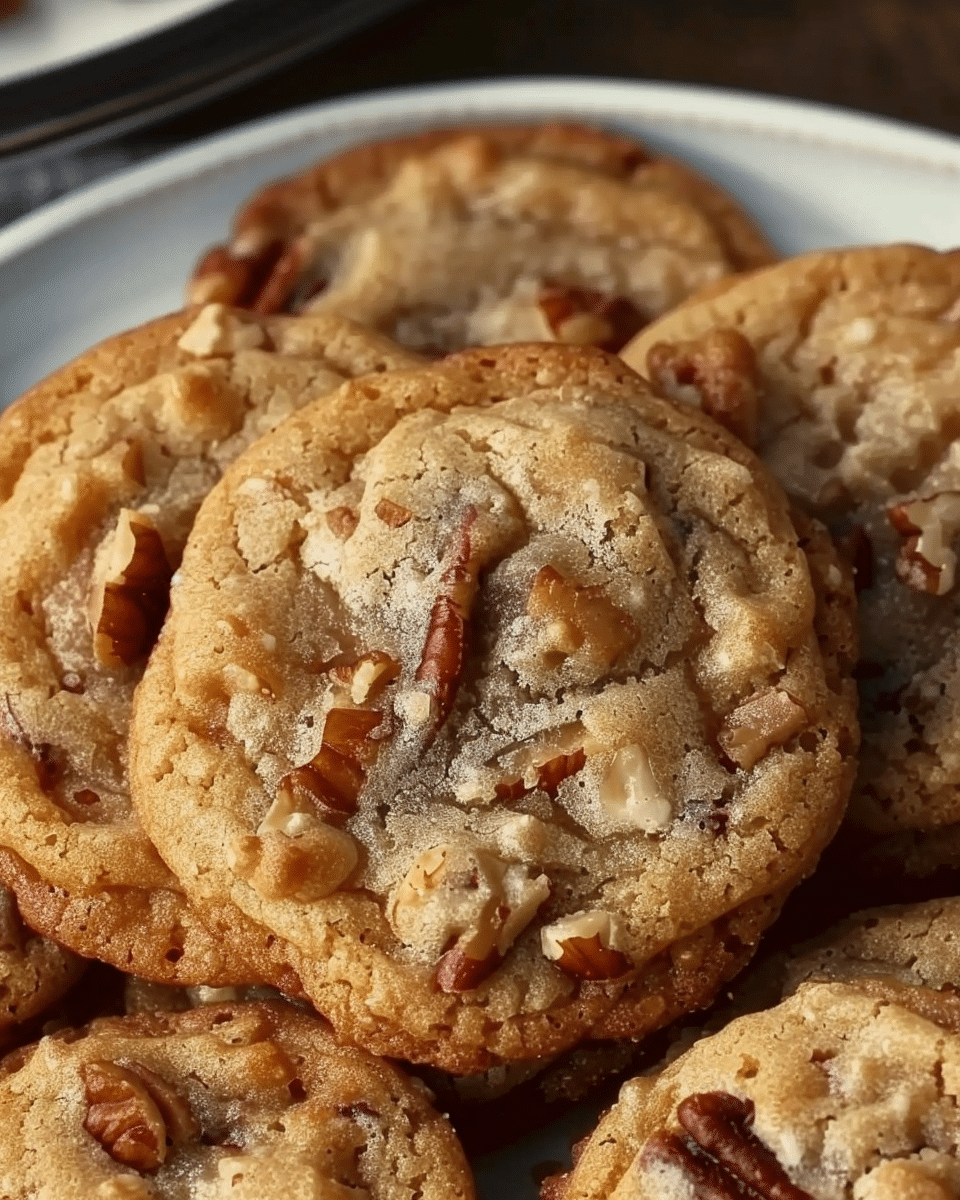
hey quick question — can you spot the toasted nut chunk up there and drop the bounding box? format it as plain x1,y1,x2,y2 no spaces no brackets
541,910,631,980
494,723,594,801
527,566,636,668
176,303,267,356
89,509,173,668
538,283,646,352
646,329,760,448
389,843,549,991
83,1060,197,1171
374,498,413,527
278,707,384,820
413,508,484,729
331,651,401,704
719,689,808,770
600,743,672,832
889,492,960,595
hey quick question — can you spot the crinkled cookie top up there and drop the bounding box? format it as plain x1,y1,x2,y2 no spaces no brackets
131,345,856,1072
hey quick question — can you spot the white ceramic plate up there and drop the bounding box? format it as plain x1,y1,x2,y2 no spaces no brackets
0,77,958,1197
0,0,236,85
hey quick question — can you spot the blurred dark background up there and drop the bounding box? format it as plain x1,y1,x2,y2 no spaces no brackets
3,0,960,226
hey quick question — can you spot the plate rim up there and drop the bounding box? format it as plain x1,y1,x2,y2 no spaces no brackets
2,75,959,265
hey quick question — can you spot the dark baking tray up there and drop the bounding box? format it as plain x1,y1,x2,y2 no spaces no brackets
0,0,419,161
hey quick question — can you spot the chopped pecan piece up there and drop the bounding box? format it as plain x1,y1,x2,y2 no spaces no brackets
641,1091,811,1199
600,743,672,832
412,508,484,729
538,283,646,352
888,492,960,595
388,844,549,993
330,651,401,704
89,510,173,668
495,746,587,802
188,239,304,311
527,565,636,668
83,1060,198,1172
646,329,760,448
279,707,383,820
541,910,631,980
375,498,413,528
718,690,808,771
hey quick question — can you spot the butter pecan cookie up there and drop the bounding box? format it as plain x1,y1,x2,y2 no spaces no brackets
544,979,960,1200
0,304,422,982
623,245,960,875
0,1000,473,1199
188,123,775,355
0,884,84,1051
130,344,856,1074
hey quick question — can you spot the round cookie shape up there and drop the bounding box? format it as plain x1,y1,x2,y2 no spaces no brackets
0,1000,473,1200
0,304,422,982
131,344,856,1073
545,980,960,1200
188,122,775,355
622,245,960,846
0,884,84,1051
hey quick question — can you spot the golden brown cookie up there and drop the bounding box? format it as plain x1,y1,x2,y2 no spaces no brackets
0,304,422,982
0,1000,474,1199
545,980,960,1200
0,884,85,1052
188,123,775,354
130,343,856,1074
623,245,960,876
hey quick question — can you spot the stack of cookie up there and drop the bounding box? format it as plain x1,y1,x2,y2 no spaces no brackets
0,120,955,1198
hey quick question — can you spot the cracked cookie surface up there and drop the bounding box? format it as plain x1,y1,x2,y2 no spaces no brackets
0,304,421,982
623,245,960,859
188,122,775,354
130,344,856,1073
0,999,473,1200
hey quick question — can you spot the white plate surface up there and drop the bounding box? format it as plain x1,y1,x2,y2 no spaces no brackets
0,77,958,1195
0,0,236,85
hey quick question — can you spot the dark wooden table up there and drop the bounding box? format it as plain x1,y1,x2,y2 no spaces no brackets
3,0,959,226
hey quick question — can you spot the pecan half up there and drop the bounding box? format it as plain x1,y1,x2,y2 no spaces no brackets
889,492,960,595
538,283,646,352
89,510,173,668
83,1060,197,1172
412,508,484,729
641,1091,811,1199
527,565,636,668
718,689,808,771
188,240,294,311
646,329,760,448
541,910,631,980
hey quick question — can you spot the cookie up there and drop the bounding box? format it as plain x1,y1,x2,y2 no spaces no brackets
130,343,856,1074
0,1000,473,1199
188,122,775,354
622,245,960,866
0,884,85,1051
544,980,960,1200
0,303,422,982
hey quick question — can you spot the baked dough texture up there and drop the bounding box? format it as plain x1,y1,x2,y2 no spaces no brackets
623,245,960,854
0,304,421,982
188,123,775,354
130,344,856,1073
547,980,960,1200
0,1000,474,1199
